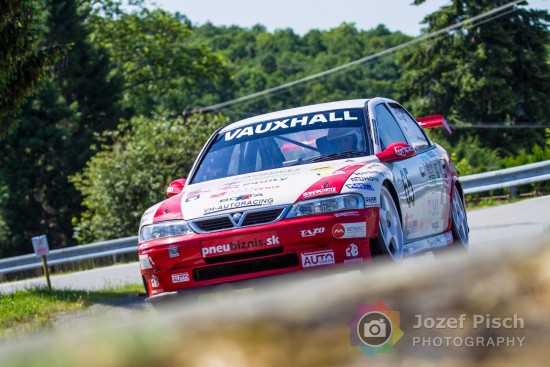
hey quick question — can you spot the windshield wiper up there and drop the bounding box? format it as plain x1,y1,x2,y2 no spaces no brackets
292,151,366,165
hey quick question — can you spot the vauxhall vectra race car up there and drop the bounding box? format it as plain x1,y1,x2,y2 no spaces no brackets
138,97,469,299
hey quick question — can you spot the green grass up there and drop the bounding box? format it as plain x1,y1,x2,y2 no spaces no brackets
0,283,144,339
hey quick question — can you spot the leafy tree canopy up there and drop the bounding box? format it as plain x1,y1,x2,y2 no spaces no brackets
397,0,550,154
71,113,228,243
88,7,234,116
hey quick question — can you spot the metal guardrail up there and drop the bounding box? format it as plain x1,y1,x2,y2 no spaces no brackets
0,236,137,276
1,160,549,278
461,160,550,194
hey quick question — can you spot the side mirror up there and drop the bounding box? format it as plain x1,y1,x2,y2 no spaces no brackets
376,142,415,163
166,178,187,197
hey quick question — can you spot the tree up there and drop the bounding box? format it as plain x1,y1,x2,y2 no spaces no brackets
88,8,233,116
0,0,122,257
0,0,61,137
71,113,229,243
191,22,411,117
396,0,550,155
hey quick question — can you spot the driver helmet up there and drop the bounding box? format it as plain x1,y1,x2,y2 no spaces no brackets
326,127,364,151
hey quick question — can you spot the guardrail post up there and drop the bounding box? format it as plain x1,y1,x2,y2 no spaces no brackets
509,186,518,198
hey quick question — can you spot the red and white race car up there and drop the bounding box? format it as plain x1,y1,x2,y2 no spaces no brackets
138,97,469,299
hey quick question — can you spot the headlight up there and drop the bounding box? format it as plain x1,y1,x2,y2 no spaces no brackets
286,194,365,218
139,220,194,242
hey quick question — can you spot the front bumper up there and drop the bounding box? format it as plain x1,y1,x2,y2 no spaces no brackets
138,208,379,297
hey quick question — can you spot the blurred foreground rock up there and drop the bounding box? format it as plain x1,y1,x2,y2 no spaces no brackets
2,233,549,367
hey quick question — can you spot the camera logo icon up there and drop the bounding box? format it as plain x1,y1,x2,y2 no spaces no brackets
358,312,392,346
348,301,404,357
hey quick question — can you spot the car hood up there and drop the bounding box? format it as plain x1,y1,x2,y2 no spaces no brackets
180,158,380,220
139,157,383,227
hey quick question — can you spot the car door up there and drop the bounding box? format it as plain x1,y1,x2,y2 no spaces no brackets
368,100,435,243
388,103,450,238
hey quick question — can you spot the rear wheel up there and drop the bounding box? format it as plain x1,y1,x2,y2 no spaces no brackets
450,185,469,248
371,185,404,261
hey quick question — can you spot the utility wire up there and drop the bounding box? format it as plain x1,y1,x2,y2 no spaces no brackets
186,0,526,115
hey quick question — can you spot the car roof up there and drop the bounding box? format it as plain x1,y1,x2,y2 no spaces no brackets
219,99,371,133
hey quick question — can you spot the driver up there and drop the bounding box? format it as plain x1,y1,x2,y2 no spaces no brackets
326,127,363,153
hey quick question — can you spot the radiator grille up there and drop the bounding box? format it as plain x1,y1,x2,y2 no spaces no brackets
190,206,287,233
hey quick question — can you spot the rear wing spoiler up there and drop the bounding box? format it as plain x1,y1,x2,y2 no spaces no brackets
416,114,452,134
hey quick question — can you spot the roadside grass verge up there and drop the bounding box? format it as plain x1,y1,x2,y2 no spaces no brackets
0,283,144,339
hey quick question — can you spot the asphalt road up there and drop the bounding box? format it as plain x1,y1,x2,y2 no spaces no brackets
1,195,549,294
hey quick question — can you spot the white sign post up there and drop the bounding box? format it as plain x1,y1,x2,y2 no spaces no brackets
31,235,51,290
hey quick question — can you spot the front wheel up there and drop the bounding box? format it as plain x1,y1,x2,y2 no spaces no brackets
371,185,404,261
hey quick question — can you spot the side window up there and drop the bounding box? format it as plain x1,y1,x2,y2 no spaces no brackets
375,104,408,150
390,104,431,151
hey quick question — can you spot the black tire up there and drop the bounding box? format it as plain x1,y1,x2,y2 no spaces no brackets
450,185,469,248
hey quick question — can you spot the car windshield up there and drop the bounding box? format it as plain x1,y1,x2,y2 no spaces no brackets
191,108,370,184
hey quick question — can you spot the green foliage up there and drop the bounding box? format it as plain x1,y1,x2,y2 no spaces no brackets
499,144,550,168
0,82,81,257
397,0,550,153
71,113,229,243
0,0,62,137
0,0,122,257
88,7,233,116
191,23,411,116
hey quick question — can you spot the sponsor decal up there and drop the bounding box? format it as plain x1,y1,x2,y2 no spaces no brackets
354,170,382,175
212,186,280,198
404,214,418,230
434,162,442,178
301,250,335,268
334,211,360,217
242,178,288,186
344,257,364,264
171,273,190,283
345,243,359,257
395,146,415,156
300,227,325,237
168,246,179,258
333,223,367,239
224,110,359,141
311,166,334,172
351,176,379,182
139,254,152,270
221,184,239,190
346,183,374,190
201,231,280,257
419,166,426,177
204,198,274,214
220,193,263,202
186,194,200,202
303,187,337,198
365,196,377,203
